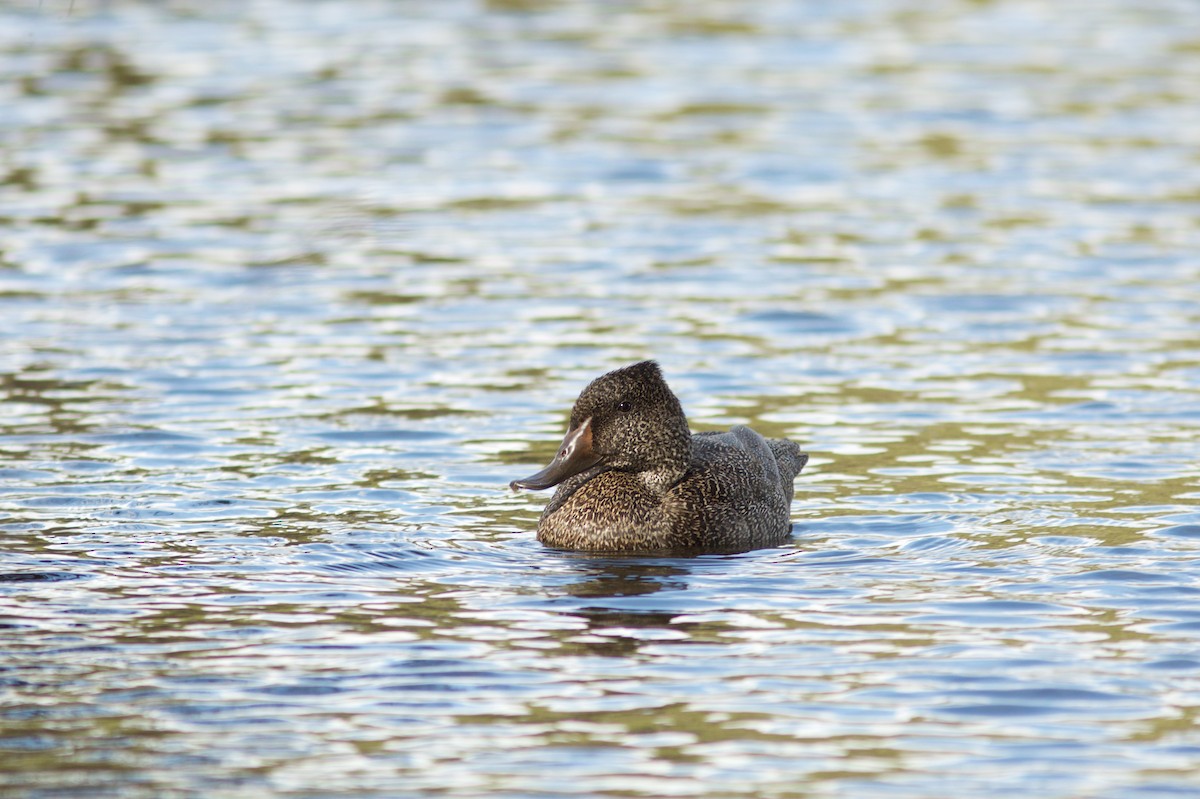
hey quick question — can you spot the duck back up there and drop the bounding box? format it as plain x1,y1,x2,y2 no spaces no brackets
665,426,806,552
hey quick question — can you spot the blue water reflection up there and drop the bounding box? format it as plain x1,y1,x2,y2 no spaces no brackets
3,0,1200,797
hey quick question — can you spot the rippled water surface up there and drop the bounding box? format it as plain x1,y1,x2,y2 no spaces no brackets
3,1,1200,796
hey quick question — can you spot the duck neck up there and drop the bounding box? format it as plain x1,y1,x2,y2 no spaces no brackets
639,418,691,495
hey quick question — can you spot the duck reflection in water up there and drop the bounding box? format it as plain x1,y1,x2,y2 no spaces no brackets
511,361,807,553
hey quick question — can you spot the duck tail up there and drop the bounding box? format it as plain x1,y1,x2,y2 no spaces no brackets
768,438,808,483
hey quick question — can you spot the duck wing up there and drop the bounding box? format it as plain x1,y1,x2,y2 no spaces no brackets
662,427,803,550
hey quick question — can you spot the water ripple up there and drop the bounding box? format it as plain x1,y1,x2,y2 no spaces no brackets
2,0,1200,797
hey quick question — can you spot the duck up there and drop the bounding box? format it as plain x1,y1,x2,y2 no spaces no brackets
510,360,808,553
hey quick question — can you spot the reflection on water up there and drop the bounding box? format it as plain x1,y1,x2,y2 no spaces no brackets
3,0,1200,796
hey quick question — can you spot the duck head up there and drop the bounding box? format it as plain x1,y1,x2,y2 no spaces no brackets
510,361,691,493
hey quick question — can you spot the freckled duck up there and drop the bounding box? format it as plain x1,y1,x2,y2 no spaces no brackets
510,361,808,553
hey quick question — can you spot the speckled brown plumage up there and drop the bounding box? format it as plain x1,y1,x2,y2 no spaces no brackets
511,361,808,553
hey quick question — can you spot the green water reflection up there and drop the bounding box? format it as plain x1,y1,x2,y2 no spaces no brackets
2,0,1200,797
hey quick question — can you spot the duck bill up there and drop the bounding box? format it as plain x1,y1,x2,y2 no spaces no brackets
510,418,603,491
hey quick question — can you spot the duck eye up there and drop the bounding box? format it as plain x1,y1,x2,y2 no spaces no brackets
616,401,632,413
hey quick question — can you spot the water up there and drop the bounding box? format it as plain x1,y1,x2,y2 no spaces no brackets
2,0,1200,796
